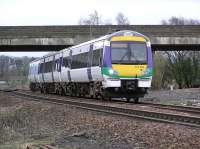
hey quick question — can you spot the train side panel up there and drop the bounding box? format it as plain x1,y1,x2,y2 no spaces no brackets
60,49,70,82
70,44,90,82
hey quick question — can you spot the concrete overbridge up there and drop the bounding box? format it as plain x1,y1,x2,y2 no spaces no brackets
0,25,200,51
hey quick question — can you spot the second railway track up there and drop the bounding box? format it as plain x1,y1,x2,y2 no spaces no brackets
7,90,200,128
140,102,200,115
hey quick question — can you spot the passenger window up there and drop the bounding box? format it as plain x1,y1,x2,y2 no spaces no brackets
71,52,88,69
92,49,102,66
44,61,53,73
62,57,69,68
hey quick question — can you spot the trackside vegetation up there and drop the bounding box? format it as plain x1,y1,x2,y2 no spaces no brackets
152,51,200,89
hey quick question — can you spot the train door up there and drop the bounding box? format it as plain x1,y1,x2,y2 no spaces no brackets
38,58,45,83
35,61,40,83
60,49,70,82
53,52,62,82
90,41,104,81
33,63,37,83
43,55,54,83
87,44,93,81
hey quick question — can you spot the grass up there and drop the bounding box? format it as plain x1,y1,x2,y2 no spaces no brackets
0,102,54,148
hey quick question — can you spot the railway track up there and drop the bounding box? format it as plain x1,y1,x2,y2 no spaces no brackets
15,89,200,115
140,102,200,115
100,98,200,115
26,144,57,149
145,103,200,115
6,90,200,128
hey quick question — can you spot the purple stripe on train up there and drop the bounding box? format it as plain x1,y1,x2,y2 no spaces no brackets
102,46,112,67
147,46,153,68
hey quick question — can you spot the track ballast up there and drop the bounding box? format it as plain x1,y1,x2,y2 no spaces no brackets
8,90,200,128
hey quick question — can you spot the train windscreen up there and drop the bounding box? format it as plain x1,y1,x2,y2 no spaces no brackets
111,42,147,64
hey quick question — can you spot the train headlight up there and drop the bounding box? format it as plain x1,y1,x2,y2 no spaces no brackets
141,69,147,75
141,68,152,76
108,69,118,76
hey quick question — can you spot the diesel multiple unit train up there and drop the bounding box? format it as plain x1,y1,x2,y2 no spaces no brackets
28,30,153,103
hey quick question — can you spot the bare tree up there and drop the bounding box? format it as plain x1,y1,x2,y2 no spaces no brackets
116,12,130,25
78,10,102,25
0,55,35,87
78,10,103,39
160,16,200,88
161,16,200,25
165,51,200,88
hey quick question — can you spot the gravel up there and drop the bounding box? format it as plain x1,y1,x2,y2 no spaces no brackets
17,90,200,117
0,91,200,149
143,88,200,106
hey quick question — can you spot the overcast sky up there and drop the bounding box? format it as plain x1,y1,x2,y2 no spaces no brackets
0,0,200,57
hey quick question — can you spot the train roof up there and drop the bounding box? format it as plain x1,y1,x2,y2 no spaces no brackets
107,30,150,41
70,30,149,48
30,30,149,63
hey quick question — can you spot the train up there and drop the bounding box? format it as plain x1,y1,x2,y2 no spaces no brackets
28,30,153,103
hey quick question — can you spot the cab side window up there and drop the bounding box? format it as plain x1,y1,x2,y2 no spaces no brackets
38,63,44,74
92,48,102,66
62,57,69,68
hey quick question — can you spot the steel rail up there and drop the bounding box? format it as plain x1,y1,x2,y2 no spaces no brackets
140,102,200,115
26,144,57,149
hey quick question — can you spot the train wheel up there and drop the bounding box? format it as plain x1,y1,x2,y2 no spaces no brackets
126,98,130,102
134,98,139,104
44,86,48,94
55,89,58,94
61,89,65,96
42,87,46,94
108,97,112,101
100,96,105,101
89,86,94,98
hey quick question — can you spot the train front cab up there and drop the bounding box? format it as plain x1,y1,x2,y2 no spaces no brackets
102,33,153,102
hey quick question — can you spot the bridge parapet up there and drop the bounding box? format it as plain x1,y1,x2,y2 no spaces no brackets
0,25,200,51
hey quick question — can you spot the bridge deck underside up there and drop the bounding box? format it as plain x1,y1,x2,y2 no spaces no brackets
0,45,69,52
152,44,200,51
0,44,200,52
